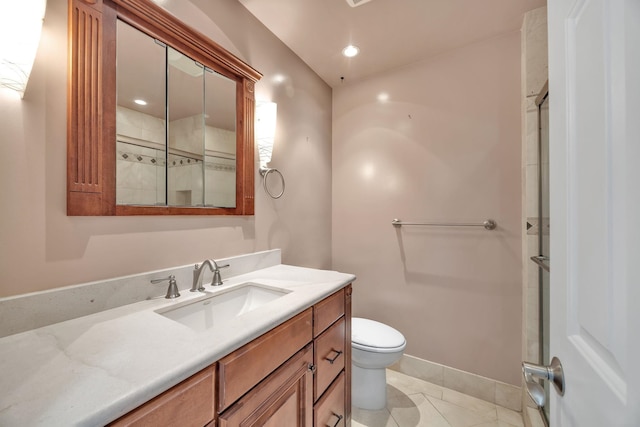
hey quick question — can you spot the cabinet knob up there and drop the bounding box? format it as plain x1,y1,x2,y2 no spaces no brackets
324,349,343,365
308,364,316,374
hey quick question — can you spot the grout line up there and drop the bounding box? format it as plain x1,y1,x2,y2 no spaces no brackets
421,393,453,427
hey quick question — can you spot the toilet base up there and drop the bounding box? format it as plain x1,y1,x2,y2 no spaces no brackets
351,364,387,410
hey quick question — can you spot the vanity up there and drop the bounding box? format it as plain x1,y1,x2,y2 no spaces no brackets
110,286,352,427
0,250,355,426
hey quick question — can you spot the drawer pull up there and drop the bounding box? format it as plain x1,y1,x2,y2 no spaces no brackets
329,413,343,427
324,349,343,365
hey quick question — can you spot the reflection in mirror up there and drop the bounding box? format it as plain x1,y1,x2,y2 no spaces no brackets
114,21,239,209
167,47,204,207
116,20,167,206
204,70,236,208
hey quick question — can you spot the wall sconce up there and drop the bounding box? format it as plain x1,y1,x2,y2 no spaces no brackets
0,1,47,97
255,101,285,199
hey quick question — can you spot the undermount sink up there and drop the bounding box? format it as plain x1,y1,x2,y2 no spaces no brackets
156,283,290,332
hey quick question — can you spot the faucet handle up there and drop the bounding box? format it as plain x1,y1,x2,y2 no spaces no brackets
151,275,181,299
211,264,230,286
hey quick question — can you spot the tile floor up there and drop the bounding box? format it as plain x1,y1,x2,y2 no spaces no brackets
352,370,525,427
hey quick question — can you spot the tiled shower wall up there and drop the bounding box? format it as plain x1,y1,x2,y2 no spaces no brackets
116,141,166,205
520,6,548,421
116,106,236,206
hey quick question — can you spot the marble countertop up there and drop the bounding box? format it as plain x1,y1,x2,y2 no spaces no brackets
0,264,355,426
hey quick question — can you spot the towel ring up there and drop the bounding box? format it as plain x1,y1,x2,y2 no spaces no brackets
259,167,285,199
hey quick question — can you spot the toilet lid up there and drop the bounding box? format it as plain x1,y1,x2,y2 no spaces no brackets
352,317,406,350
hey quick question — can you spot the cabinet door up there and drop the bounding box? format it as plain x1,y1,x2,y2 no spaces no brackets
217,308,312,412
313,289,345,338
218,345,313,427
314,372,345,427
314,317,345,401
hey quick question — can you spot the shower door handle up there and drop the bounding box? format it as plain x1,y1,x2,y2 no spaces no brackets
522,357,565,407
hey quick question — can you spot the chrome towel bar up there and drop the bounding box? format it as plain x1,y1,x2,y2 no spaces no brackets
391,218,497,230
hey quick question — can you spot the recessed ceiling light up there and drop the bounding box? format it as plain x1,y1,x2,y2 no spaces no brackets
342,45,360,58
134,99,147,106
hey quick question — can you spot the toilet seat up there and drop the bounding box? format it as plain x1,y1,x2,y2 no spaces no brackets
352,318,406,354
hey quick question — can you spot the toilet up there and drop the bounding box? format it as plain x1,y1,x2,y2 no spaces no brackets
351,317,406,410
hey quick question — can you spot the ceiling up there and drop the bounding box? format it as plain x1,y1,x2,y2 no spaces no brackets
238,0,546,87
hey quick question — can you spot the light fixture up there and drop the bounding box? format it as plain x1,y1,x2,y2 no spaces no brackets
134,99,148,106
345,0,375,7
342,45,360,58
0,0,47,97
255,101,285,199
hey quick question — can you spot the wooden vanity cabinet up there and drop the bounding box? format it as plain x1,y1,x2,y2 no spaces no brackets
312,287,350,427
216,309,313,412
108,365,216,427
217,344,314,426
314,372,345,427
108,285,352,427
218,285,352,427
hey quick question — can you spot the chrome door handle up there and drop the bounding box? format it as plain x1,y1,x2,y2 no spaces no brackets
530,255,550,272
522,356,565,407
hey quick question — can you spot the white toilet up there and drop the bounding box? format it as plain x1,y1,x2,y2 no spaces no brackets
351,317,406,410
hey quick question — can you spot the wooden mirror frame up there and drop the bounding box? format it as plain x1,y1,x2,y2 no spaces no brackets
67,0,262,215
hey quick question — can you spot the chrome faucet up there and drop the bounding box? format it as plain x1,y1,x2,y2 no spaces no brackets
191,259,230,292
151,275,181,299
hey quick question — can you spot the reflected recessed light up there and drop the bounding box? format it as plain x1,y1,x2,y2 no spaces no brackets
134,99,147,106
342,45,360,58
377,92,389,102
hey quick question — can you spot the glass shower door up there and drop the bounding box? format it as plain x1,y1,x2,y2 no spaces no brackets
538,89,551,423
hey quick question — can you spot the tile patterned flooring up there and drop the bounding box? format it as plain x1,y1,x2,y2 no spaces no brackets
352,370,525,427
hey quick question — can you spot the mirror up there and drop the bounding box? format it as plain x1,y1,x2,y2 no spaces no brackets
204,70,237,208
67,0,261,216
116,20,167,206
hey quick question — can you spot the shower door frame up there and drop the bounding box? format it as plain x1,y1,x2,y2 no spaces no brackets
535,81,550,425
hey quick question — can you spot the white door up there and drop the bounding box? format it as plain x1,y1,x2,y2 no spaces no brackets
548,0,640,425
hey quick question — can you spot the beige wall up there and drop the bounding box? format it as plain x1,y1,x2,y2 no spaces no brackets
332,33,523,385
0,0,332,297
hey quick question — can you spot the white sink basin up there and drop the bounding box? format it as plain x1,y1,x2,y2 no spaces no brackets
156,283,290,332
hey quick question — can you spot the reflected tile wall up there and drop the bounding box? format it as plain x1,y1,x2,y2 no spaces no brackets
205,157,236,207
116,141,165,205
117,106,165,145
116,107,236,207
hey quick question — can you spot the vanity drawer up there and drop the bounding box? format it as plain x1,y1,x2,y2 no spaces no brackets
313,288,345,337
218,345,313,426
217,308,313,412
314,372,345,427
314,317,346,401
108,365,215,427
